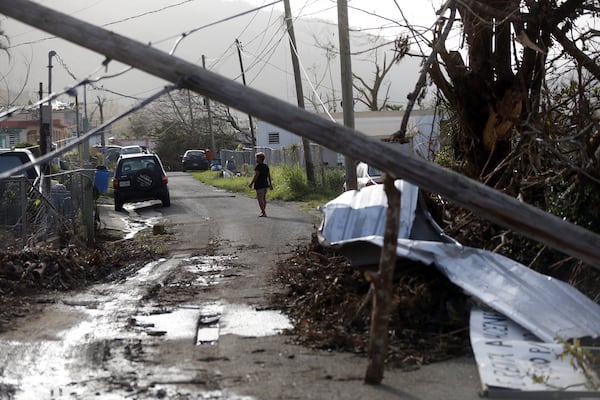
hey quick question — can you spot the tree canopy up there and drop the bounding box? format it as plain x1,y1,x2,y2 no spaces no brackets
423,0,600,274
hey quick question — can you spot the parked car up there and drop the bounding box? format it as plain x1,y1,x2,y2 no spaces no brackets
120,145,144,156
112,153,170,211
343,162,383,191
181,149,209,171
0,148,40,181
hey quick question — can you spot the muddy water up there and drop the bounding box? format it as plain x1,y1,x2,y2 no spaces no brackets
0,254,291,399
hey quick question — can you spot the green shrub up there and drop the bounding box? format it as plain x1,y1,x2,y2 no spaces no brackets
281,164,309,200
320,167,345,197
194,164,345,204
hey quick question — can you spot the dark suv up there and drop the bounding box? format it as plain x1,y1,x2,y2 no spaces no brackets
113,153,170,211
181,149,209,171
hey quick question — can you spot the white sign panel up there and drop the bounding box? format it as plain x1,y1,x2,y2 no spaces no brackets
470,307,599,397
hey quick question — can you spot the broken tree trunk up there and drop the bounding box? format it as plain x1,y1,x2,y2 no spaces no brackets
365,173,400,384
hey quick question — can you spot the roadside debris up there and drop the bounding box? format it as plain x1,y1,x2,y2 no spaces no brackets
314,182,600,393
0,229,172,332
273,233,471,370
471,307,600,396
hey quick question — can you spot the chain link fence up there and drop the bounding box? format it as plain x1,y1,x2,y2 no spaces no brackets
219,144,326,176
0,170,96,248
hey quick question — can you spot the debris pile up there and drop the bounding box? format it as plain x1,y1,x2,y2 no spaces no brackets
0,230,172,332
272,234,471,370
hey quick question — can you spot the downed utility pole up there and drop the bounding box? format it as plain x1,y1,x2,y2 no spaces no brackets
3,0,599,269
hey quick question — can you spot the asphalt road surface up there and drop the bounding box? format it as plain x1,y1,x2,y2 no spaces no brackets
0,172,483,399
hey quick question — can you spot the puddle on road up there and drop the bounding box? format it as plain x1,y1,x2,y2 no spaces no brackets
133,306,202,340
122,207,163,239
132,256,291,344
180,255,236,287
218,303,292,337
0,254,275,399
133,302,292,345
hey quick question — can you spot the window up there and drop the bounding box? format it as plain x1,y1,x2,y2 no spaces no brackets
268,132,280,144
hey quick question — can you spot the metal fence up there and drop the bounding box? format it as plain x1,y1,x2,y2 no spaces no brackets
0,170,95,248
219,144,325,175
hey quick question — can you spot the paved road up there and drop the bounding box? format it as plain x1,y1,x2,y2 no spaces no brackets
0,172,485,399
138,172,486,399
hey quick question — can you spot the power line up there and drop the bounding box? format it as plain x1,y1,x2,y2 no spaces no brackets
103,0,198,28
7,0,201,49
166,0,283,55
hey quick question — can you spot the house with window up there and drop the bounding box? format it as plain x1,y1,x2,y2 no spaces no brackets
255,109,442,164
0,107,80,150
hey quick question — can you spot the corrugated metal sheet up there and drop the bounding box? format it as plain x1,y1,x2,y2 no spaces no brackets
319,182,600,343
319,180,456,249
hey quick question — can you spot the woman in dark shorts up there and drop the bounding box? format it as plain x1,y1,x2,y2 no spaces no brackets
248,152,273,217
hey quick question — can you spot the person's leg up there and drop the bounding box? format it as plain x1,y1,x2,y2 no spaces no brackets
257,192,266,216
255,191,262,214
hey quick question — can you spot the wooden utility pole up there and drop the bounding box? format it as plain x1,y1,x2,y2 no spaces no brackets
235,39,256,149
337,0,357,190
337,0,395,383
82,83,89,163
187,89,196,145
283,0,315,185
97,96,105,151
202,55,216,154
5,0,600,268
364,173,400,384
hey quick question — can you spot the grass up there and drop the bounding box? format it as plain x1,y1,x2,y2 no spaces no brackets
191,164,345,206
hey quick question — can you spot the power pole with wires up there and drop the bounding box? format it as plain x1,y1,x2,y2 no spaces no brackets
337,0,357,191
283,0,315,185
202,55,216,154
96,96,106,164
235,39,256,149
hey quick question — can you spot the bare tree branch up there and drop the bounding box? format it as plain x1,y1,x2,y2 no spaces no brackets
552,26,600,82
392,3,455,141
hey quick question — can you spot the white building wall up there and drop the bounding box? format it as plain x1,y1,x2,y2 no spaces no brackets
255,109,441,163
256,120,300,149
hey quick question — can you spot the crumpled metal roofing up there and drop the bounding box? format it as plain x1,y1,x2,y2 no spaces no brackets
319,182,600,343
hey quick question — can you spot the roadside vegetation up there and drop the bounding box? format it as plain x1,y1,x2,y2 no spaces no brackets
192,164,345,207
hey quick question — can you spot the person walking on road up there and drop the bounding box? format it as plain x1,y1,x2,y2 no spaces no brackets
248,152,273,217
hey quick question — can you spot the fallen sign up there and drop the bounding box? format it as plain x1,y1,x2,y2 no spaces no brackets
471,307,600,398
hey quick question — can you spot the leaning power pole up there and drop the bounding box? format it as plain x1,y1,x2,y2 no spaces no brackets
283,0,315,185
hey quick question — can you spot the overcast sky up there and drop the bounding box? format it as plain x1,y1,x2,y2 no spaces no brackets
1,0,441,118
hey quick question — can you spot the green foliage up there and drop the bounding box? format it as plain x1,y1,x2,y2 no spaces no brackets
275,164,345,201
320,166,346,196
193,164,345,203
280,164,309,200
547,180,600,233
